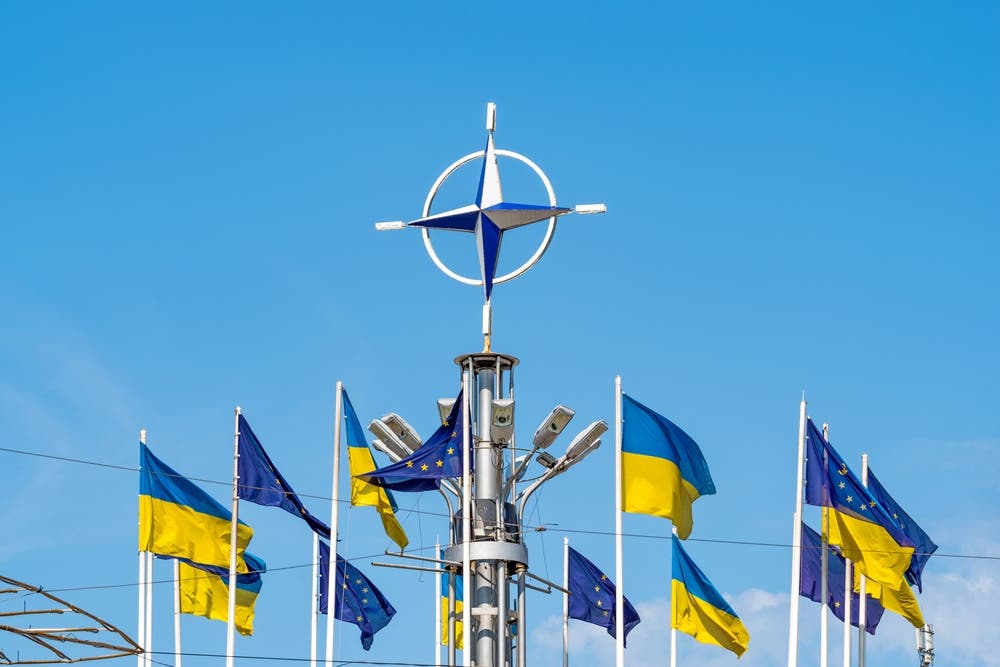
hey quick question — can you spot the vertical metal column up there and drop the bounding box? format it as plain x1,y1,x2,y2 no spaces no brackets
474,366,497,667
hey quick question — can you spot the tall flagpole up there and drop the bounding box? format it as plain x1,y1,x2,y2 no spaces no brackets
226,406,242,667
614,375,625,667
562,536,569,667
435,539,442,667
670,526,678,667
857,454,869,667
138,429,147,667
461,370,472,667
787,395,807,667
820,423,830,667
310,532,319,667
843,557,852,667
325,382,344,667
146,550,153,667
173,557,182,667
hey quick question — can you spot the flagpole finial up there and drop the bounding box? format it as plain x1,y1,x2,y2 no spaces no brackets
139,429,147,445
486,102,497,132
235,405,242,416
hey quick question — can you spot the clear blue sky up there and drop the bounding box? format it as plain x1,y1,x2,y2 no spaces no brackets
2,2,997,666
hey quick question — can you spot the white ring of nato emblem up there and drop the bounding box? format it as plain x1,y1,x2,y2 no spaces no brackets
420,149,558,287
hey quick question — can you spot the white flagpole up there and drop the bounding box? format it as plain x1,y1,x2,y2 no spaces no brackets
138,429,147,667
146,550,154,667
857,454,869,667
562,536,569,667
461,370,472,667
173,557,182,667
226,406,242,667
325,380,346,667
138,548,146,667
787,395,807,667
843,557,852,667
310,532,319,667
670,526,678,667
614,375,625,667
435,538,442,667
820,423,830,667
325,382,344,667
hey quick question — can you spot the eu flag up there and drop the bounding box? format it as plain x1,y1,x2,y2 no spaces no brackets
358,390,471,493
236,414,331,538
803,419,914,587
318,539,396,650
799,522,884,634
866,468,937,593
566,546,640,644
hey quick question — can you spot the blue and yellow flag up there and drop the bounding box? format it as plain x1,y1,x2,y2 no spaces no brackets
318,539,396,651
177,552,266,636
359,390,471,493
439,551,464,649
799,522,884,634
803,419,916,591
343,391,409,550
236,414,331,538
621,394,715,539
866,467,936,593
138,443,252,572
671,535,749,658
567,546,640,644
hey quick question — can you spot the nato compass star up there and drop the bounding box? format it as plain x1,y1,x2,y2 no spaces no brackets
376,103,605,349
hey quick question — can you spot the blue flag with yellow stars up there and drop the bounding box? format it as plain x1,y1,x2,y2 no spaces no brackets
318,539,396,651
803,418,925,628
865,467,937,593
799,522,884,634
567,546,640,644
236,413,332,538
358,390,471,492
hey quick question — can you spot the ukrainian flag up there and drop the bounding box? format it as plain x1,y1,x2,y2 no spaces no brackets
621,394,715,539
439,556,463,649
177,552,266,636
671,535,749,657
138,444,253,572
343,391,409,550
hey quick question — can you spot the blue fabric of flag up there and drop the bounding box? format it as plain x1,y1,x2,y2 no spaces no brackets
799,522,884,634
865,468,937,593
317,539,396,651
236,414,331,538
358,390,471,492
566,546,640,644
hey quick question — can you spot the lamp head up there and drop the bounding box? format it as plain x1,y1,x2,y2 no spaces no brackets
564,420,608,461
380,413,423,452
368,419,414,461
532,405,575,449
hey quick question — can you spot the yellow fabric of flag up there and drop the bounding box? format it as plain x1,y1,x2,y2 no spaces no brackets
178,556,263,636
348,445,409,550
854,566,925,628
